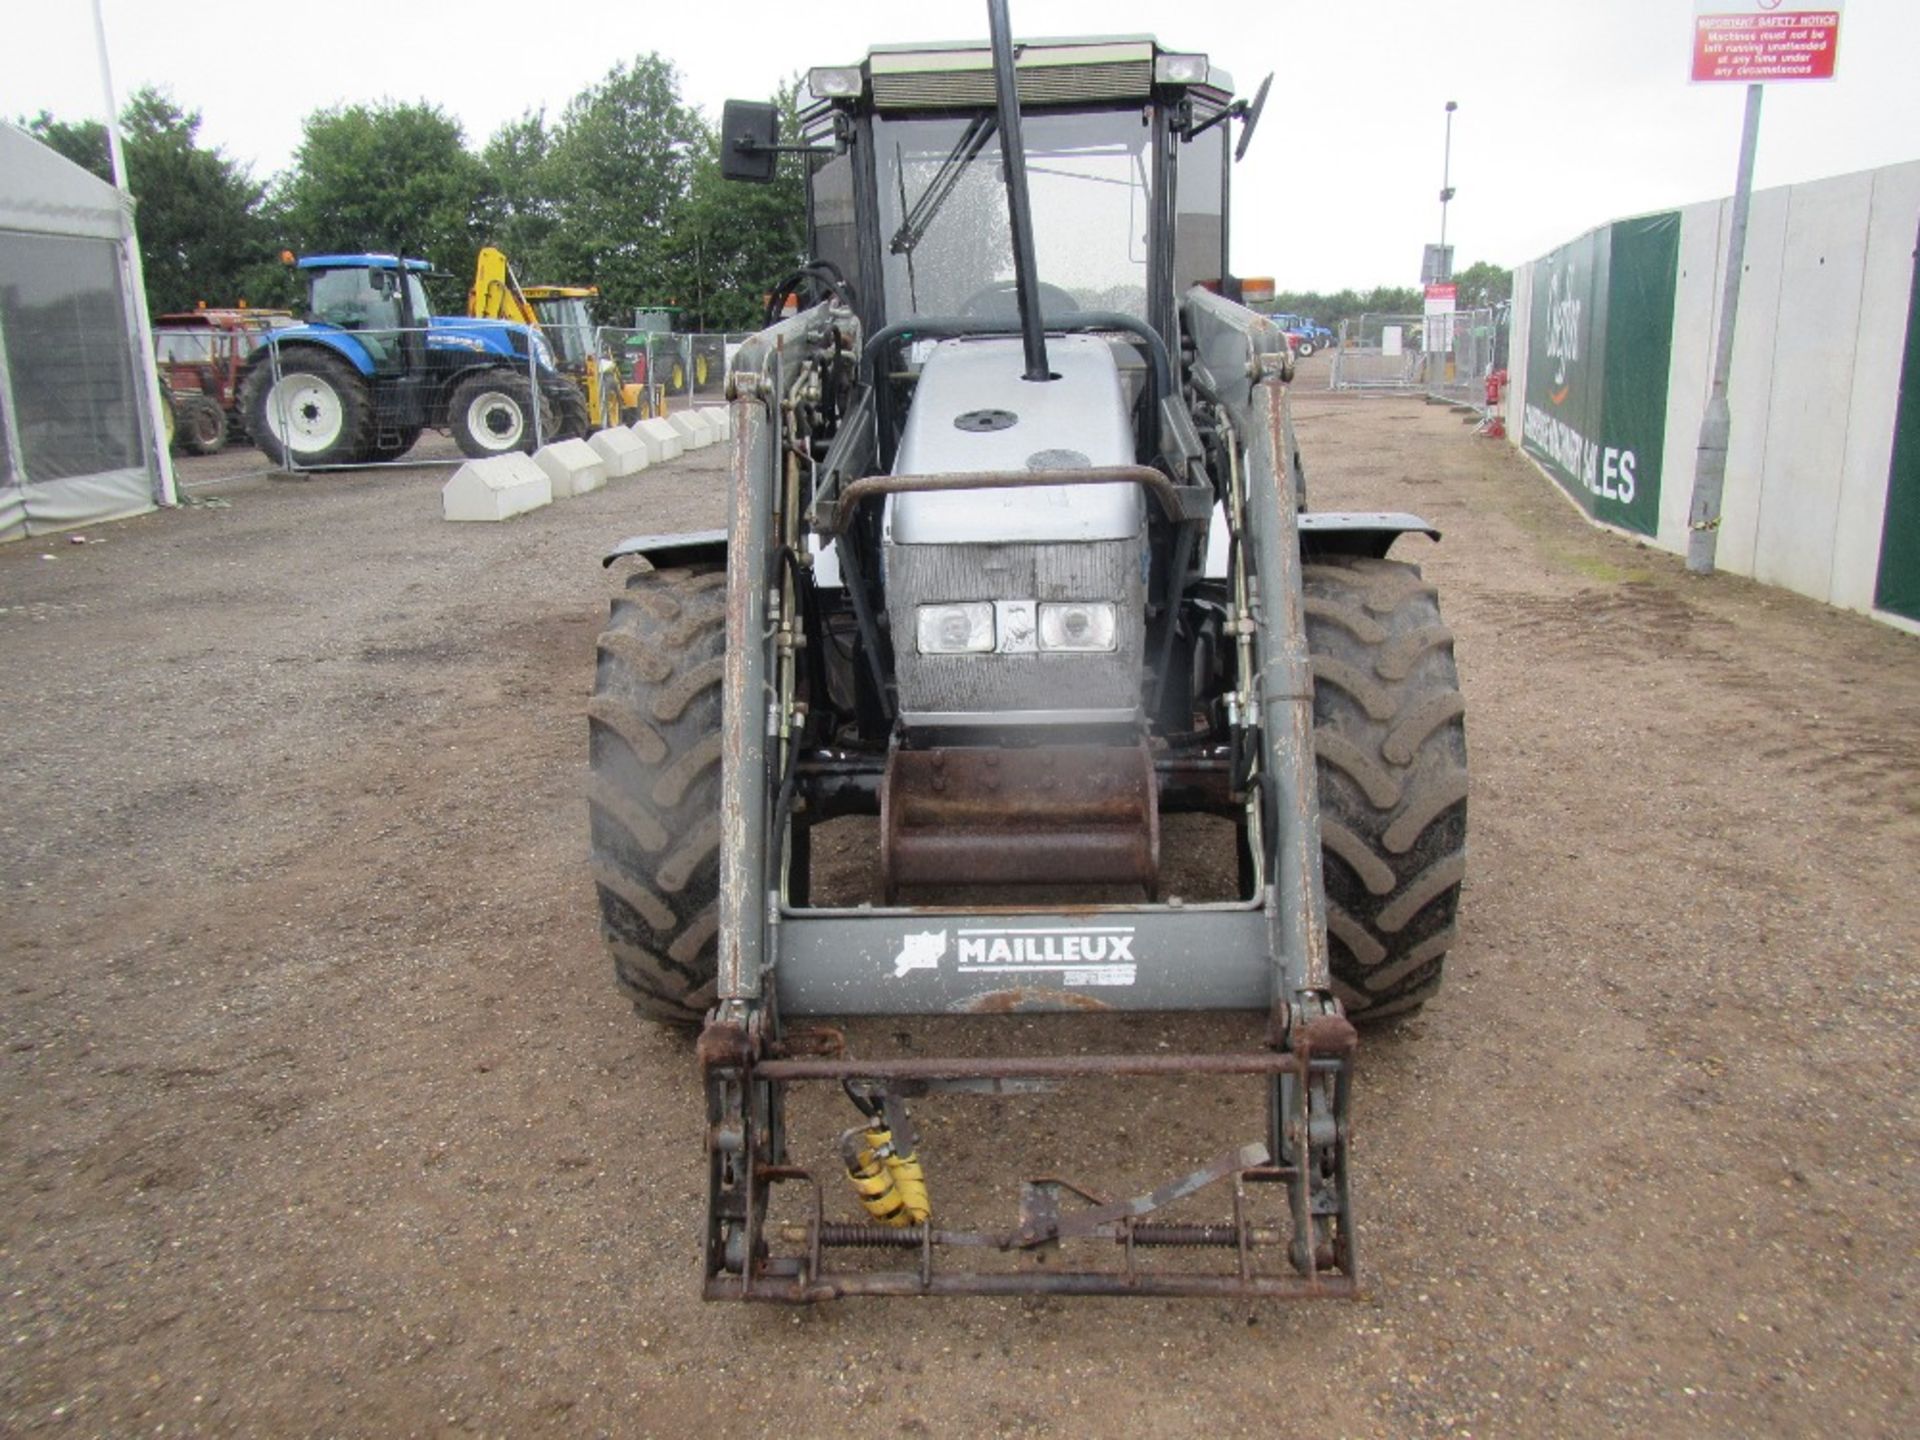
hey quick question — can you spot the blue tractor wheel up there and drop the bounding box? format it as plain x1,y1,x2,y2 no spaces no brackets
241,349,374,468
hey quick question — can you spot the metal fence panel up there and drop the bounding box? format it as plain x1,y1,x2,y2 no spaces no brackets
1328,313,1429,392
1425,307,1501,412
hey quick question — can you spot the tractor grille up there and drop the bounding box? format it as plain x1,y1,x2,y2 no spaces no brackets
884,538,1146,726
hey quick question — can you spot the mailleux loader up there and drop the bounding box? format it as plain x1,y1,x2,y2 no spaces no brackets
587,4,1467,1299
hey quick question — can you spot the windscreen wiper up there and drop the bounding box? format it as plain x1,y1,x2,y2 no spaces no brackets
888,114,999,256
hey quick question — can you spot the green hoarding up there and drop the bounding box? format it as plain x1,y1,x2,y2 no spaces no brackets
1871,245,1920,622
1523,213,1680,537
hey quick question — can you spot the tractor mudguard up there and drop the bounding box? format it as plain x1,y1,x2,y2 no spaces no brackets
248,328,379,377
1297,511,1440,558
602,528,729,570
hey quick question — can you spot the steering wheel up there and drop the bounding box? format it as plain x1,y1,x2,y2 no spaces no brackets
958,280,1082,320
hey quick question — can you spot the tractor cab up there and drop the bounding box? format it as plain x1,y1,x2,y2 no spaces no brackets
725,38,1257,357
294,254,435,374
521,287,596,370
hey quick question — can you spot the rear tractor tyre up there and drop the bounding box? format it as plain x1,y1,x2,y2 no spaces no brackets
448,369,539,458
588,564,727,1027
1303,556,1468,1022
241,349,374,468
177,394,228,455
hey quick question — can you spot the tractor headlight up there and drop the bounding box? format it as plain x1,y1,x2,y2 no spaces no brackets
917,602,994,655
1037,602,1118,653
531,332,555,370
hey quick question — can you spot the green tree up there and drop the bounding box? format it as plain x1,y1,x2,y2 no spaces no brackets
534,56,703,320
666,82,808,331
275,101,493,293
478,109,557,264
118,91,274,313
479,63,806,331
1448,259,1511,309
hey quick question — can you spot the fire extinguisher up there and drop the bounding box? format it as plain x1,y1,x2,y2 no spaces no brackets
1479,368,1508,439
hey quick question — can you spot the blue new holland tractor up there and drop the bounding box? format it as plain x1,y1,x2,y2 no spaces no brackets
239,253,586,467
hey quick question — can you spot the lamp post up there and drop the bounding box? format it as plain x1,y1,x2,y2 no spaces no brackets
1439,100,1458,257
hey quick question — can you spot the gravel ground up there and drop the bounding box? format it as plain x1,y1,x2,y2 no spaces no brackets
2,398,1914,1438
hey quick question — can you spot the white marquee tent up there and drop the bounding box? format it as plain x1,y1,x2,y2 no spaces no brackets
0,122,172,543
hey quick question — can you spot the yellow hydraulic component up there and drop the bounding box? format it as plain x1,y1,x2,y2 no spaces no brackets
468,245,539,327
840,1125,931,1227
470,247,624,429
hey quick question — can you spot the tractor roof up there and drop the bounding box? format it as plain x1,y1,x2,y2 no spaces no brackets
811,35,1231,109
155,308,292,328
296,254,432,271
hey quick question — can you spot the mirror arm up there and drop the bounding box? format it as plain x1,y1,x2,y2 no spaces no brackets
1184,100,1246,142
730,139,844,159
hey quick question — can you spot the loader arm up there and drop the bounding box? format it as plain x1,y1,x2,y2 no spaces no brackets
467,245,541,328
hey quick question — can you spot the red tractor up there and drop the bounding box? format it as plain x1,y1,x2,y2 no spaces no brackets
153,307,295,455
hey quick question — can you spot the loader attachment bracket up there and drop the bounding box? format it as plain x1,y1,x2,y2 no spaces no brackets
696,1028,1362,1302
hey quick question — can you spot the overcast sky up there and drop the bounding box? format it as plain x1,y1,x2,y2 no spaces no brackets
11,1,1915,291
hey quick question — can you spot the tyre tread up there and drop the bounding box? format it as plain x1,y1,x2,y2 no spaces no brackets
1305,556,1468,1020
588,564,728,1028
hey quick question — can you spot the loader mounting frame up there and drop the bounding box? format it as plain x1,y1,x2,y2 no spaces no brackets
694,292,1364,1301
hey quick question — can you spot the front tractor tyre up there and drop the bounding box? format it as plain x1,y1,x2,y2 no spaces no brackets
553,385,591,441
449,370,542,458
587,564,727,1026
241,350,374,468
1304,556,1469,1022
176,393,228,455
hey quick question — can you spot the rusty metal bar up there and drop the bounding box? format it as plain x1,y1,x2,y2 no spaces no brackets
777,1222,1289,1248
821,465,1206,533
707,1271,1358,1301
754,1051,1309,1083
881,743,1159,897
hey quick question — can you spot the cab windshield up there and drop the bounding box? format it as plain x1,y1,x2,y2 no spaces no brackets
307,267,435,329
532,296,595,368
874,108,1151,321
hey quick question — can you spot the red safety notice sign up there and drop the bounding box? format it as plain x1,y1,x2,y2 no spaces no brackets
1691,2,1842,84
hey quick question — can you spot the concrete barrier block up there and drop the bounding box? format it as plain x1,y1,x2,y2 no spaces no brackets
532,438,608,499
442,453,552,522
632,418,685,463
696,405,733,440
587,426,649,479
664,411,713,449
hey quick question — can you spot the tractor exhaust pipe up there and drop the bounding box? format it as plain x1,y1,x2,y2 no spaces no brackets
986,0,1052,383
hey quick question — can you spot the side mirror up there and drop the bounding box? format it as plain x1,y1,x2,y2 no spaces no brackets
1235,73,1273,162
719,100,780,183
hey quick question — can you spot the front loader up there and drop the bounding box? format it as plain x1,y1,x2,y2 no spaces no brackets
587,6,1467,1300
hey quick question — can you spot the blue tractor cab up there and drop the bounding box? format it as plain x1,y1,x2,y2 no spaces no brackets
240,253,582,467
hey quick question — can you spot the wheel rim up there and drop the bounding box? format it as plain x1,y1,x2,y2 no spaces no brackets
465,390,526,451
265,375,344,454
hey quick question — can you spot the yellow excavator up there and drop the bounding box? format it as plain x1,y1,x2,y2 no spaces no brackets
469,246,628,430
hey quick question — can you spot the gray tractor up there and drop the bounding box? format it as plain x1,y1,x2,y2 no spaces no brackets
588,5,1467,1299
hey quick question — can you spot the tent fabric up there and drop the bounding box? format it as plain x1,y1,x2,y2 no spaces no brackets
0,123,125,240
0,123,158,540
